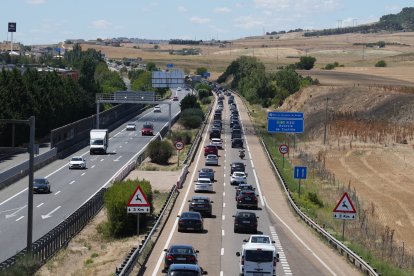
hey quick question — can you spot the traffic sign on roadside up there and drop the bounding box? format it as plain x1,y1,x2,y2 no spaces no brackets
294,166,307,179
333,192,356,220
278,144,289,155
127,185,150,213
267,111,304,133
175,141,184,151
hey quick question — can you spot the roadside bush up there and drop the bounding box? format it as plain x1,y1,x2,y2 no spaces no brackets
179,108,204,129
325,63,335,70
198,88,211,100
148,140,174,164
180,94,201,111
201,97,211,105
194,82,212,92
295,56,316,70
103,179,153,238
375,60,387,67
171,130,192,145
307,192,324,208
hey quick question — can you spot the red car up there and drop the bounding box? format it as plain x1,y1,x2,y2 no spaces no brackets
204,144,218,156
141,123,154,136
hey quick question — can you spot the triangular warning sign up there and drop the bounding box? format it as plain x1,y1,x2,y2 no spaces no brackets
127,185,150,207
333,192,356,213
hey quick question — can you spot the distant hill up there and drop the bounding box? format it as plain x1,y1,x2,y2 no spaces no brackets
304,7,414,37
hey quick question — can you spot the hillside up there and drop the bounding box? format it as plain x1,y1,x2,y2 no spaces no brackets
304,7,414,37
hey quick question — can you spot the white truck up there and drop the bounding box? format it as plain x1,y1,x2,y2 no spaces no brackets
236,235,279,276
90,129,108,155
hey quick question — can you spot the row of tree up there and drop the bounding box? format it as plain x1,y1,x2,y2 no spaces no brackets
217,56,316,107
0,45,126,146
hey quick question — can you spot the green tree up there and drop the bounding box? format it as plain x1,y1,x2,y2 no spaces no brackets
295,56,316,70
148,140,174,164
179,108,204,129
273,68,301,94
375,60,387,67
180,94,201,111
131,71,152,91
146,62,157,71
196,67,208,75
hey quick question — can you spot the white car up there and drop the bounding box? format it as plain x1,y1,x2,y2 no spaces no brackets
211,138,223,149
69,156,86,169
195,178,213,192
177,87,182,91
126,122,136,131
205,154,219,166
230,171,247,185
154,105,161,113
244,235,275,245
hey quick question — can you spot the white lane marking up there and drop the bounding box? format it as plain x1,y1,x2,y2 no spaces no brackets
119,145,122,148
264,197,337,275
69,180,75,185
221,248,224,255
81,172,85,176
222,229,225,236
220,271,223,276
41,205,61,219
4,205,26,219
125,141,128,144
100,159,104,162
239,113,264,207
91,165,95,169
223,182,226,187
16,216,24,222
223,191,225,197
222,215,225,221
223,202,226,208
36,203,44,208
269,225,292,276
54,191,61,195
114,156,123,162
151,104,213,276
0,188,28,207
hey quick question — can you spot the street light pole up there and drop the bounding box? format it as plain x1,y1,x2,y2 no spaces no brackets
27,116,35,253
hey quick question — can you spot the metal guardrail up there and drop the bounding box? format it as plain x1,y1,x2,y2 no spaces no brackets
231,89,379,275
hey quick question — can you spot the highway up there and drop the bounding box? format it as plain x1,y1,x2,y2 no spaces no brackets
0,90,185,262
143,92,360,275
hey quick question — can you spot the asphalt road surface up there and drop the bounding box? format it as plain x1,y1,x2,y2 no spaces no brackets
0,90,186,263
142,93,361,276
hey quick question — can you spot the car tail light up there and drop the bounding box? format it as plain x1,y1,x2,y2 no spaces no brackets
274,257,277,266
179,220,184,225
166,255,174,261
187,255,196,262
241,256,244,265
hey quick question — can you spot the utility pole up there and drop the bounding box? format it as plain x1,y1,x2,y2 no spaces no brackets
323,97,329,145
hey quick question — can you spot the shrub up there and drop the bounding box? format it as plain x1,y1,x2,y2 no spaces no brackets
325,63,335,70
375,60,387,67
198,89,211,99
179,114,203,129
307,192,324,208
148,140,174,164
171,130,192,145
104,179,153,237
295,56,316,70
201,97,211,105
180,94,201,111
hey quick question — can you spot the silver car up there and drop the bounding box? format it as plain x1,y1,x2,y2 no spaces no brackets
69,156,86,169
205,154,219,166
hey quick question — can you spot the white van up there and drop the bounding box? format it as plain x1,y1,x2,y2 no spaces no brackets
236,235,279,276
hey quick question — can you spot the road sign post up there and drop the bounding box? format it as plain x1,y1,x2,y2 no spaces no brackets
278,144,289,169
333,192,357,241
175,141,184,167
127,185,151,235
294,166,307,197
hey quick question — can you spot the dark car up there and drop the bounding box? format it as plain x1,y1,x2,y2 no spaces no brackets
235,184,255,200
141,123,154,136
231,131,242,140
237,190,258,209
33,178,50,194
213,114,222,121
188,196,213,217
198,167,215,181
178,212,204,232
209,130,221,140
233,211,259,233
213,120,222,127
230,162,246,174
163,244,199,271
204,144,218,156
166,264,207,276
232,138,244,149
230,120,239,128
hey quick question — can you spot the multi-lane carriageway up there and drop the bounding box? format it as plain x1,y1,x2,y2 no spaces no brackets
143,94,360,275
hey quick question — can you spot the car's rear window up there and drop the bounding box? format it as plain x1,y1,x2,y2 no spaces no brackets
171,248,193,254
181,213,201,219
143,124,153,129
170,271,199,276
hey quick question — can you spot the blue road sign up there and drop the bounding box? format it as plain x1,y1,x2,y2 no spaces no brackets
294,166,307,179
267,111,304,133
202,72,211,78
167,63,174,68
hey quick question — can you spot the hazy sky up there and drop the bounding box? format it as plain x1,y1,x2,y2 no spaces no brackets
1,0,411,45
